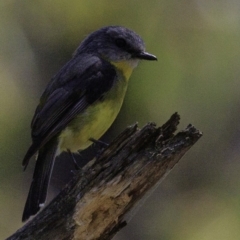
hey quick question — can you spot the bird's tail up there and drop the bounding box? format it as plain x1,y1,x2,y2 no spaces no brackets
22,139,58,222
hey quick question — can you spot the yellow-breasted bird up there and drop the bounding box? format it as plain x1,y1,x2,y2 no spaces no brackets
22,26,157,221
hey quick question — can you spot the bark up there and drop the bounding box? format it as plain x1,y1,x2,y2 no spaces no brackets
7,113,202,240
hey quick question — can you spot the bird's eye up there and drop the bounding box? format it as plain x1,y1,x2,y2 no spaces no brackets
115,38,127,48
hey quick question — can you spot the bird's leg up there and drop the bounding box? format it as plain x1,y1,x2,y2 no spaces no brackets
89,138,109,158
89,138,109,148
67,149,80,170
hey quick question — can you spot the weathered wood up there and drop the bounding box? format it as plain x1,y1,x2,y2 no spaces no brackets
7,113,202,240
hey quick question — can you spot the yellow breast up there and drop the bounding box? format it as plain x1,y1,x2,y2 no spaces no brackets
58,77,129,153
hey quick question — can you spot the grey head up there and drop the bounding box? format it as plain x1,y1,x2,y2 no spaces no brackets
75,26,157,62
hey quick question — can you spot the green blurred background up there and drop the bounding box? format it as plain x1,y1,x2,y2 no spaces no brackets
1,0,240,239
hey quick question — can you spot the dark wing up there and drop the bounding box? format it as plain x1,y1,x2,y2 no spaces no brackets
23,54,116,168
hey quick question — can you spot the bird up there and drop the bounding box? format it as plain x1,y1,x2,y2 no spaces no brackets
22,25,157,221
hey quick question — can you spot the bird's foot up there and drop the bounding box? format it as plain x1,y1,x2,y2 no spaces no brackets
67,149,81,170
89,138,109,148
89,138,109,158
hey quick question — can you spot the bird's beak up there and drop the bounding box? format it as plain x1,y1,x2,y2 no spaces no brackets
134,51,157,61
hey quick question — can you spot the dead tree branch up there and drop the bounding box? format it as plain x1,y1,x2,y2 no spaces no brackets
7,113,202,240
